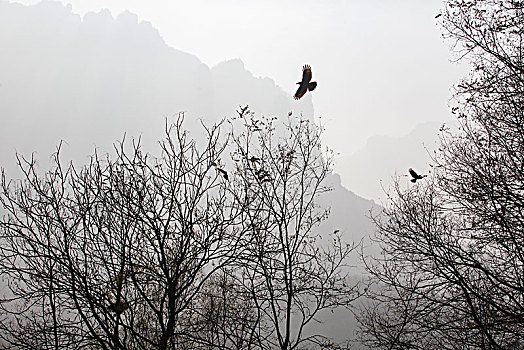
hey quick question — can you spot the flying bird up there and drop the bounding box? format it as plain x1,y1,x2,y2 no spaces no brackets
217,168,229,181
294,64,317,100
408,168,427,183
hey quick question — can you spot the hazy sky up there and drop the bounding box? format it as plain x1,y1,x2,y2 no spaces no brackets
10,0,467,157
5,0,469,204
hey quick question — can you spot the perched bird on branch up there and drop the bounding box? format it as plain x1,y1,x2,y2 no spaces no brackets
408,168,427,183
294,64,317,100
217,168,229,181
108,300,129,315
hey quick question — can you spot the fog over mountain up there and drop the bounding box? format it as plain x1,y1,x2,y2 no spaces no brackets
0,2,381,346
335,121,442,203
0,1,313,170
0,0,376,244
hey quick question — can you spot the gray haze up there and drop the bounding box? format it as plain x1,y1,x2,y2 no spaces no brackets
0,1,313,173
8,0,468,204
335,121,442,203
0,0,375,242
0,1,452,345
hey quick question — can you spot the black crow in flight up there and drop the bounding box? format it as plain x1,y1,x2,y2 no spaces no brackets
294,64,317,100
408,168,427,183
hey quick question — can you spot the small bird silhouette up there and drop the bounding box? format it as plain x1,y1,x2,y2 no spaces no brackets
108,300,129,314
217,168,229,181
294,64,317,100
408,168,427,183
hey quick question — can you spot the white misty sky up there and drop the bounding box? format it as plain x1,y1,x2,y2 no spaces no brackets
10,0,465,155
8,0,468,202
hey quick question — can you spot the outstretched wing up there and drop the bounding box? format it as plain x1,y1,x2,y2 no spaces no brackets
294,65,313,100
301,64,312,83
408,168,419,179
294,84,308,100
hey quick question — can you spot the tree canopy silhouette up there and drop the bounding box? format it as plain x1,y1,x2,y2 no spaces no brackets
0,112,360,349
358,1,524,348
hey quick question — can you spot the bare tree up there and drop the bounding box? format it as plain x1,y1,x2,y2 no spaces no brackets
181,268,264,349
0,115,245,349
226,109,361,350
0,110,362,350
358,1,524,349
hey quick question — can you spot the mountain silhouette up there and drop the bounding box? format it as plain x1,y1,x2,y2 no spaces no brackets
0,1,313,173
0,0,376,258
0,3,376,344
335,122,441,202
